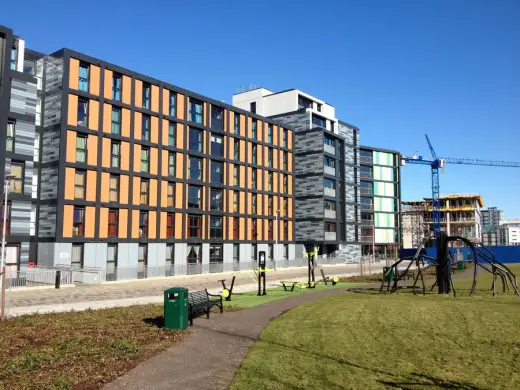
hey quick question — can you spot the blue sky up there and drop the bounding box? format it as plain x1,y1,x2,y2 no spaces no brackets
2,0,519,216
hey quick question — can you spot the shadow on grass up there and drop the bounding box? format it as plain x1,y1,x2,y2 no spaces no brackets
378,372,481,389
144,316,164,328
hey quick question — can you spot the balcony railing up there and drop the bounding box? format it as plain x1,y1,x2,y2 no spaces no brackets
359,219,374,226
324,209,336,219
325,232,337,241
324,188,336,198
359,188,373,195
360,235,375,243
324,166,336,176
359,203,373,210
360,156,373,164
324,144,336,155
360,171,373,179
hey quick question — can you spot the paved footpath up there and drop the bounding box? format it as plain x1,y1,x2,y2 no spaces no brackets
104,286,351,390
6,263,386,316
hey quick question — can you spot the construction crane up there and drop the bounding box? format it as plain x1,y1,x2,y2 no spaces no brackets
401,134,520,237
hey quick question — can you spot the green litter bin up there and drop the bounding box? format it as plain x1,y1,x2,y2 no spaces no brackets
383,267,394,281
458,262,465,271
164,287,188,330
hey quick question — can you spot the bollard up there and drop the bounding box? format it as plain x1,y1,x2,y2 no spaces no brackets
55,270,61,289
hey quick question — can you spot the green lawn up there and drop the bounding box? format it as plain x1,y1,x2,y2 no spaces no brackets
231,265,520,390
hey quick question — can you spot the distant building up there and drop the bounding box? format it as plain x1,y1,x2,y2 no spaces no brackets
481,207,506,246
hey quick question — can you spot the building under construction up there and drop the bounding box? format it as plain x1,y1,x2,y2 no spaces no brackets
402,194,484,248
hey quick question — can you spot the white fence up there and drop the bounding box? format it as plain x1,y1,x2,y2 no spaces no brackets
2,268,73,289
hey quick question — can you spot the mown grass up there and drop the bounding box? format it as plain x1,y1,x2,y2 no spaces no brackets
231,265,520,390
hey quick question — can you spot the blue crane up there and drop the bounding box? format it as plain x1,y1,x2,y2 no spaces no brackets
401,134,520,237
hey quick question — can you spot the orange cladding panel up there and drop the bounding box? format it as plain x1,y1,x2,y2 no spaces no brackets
151,116,159,143
122,76,132,105
239,191,245,214
160,212,167,239
64,167,75,200
257,120,263,142
288,220,293,241
161,181,167,207
239,217,245,240
162,119,169,145
229,111,234,133
240,166,245,188
133,144,141,172
288,130,293,149
122,108,131,137
246,218,252,240
87,134,98,166
202,215,207,240
175,182,183,208
177,94,185,120
85,206,96,238
134,111,142,140
228,137,234,160
63,205,74,238
203,102,207,127
240,115,246,137
89,65,100,96
101,137,110,168
228,163,233,186
119,209,128,238
86,171,97,202
227,216,233,240
104,69,113,99
228,189,234,213
257,168,263,191
131,210,140,238
177,123,184,149
240,140,246,162
100,172,110,203
273,125,279,146
103,103,111,133
149,211,157,239
161,150,168,176
149,179,157,207
89,99,99,131
257,219,263,240
273,149,279,170
247,193,252,215
150,147,158,175
264,194,269,216
288,175,293,195
66,130,76,163
288,152,293,173
273,173,279,194
99,207,108,238
176,152,184,178
151,85,159,112
162,89,169,115
69,58,79,90
134,80,143,108
175,213,183,239
120,175,129,204
289,197,293,218
67,94,78,126
121,141,130,171
133,177,140,205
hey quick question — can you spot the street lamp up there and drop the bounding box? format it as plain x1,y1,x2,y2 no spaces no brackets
1,175,16,320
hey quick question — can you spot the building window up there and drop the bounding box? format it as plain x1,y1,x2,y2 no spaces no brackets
251,119,257,139
142,84,151,109
108,209,118,237
139,211,148,237
138,244,148,278
252,219,257,240
252,243,258,261
169,92,176,117
190,99,204,124
111,141,120,168
71,244,84,267
111,107,121,134
79,63,89,91
268,148,273,167
6,121,15,152
112,74,121,101
233,166,239,186
188,185,201,208
234,139,240,160
76,135,87,163
189,157,202,180
210,188,223,211
187,244,201,263
211,134,223,156
233,244,239,262
252,144,257,164
234,114,240,134
0,203,10,236
168,122,176,146
284,221,289,240
10,47,17,70
167,183,175,207
269,244,274,261
140,179,149,204
284,244,289,259
9,162,24,193
210,244,223,263
252,169,257,189
267,124,273,143
168,152,176,176
109,174,119,202
210,217,222,238
77,99,88,127
211,106,223,130
283,152,288,171
268,196,273,215
141,148,149,172
252,193,257,214
283,198,289,216
312,114,326,128
298,95,312,109
188,215,202,238
166,244,174,270
189,128,202,152
73,207,85,236
283,175,288,193
74,171,85,199
250,102,256,114
268,172,273,191
107,244,117,280
211,161,223,184
317,103,322,112
233,217,239,239
142,115,150,141
283,129,288,148
167,213,175,238
233,191,239,213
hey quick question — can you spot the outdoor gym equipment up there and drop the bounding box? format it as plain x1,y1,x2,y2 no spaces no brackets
303,244,319,288
218,275,236,301
320,268,339,286
257,251,267,296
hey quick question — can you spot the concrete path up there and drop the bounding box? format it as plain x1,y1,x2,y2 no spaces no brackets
104,286,351,390
6,263,386,316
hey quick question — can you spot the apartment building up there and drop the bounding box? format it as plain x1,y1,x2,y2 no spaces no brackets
358,146,401,258
0,25,296,280
481,207,506,246
232,88,361,261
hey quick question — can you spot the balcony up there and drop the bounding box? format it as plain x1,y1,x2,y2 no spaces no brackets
324,143,336,155
360,171,373,179
360,235,374,243
324,165,336,176
359,203,373,210
325,232,337,241
324,188,336,198
324,209,336,219
359,188,373,196
360,156,373,164
359,219,374,226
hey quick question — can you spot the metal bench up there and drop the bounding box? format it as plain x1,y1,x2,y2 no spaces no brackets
187,290,223,326
280,281,302,291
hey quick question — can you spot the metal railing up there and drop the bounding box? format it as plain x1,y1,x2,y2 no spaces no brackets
360,171,373,179
324,144,336,155
324,209,337,219
3,268,73,289
324,166,336,176
324,188,336,198
359,188,373,195
325,232,337,241
360,156,373,164
359,203,374,210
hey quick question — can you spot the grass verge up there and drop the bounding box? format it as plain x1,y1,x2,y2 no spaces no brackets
231,265,520,390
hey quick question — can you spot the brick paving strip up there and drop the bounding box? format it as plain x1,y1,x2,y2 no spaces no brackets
104,286,351,390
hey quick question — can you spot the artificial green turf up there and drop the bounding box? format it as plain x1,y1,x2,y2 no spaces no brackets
231,265,520,390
